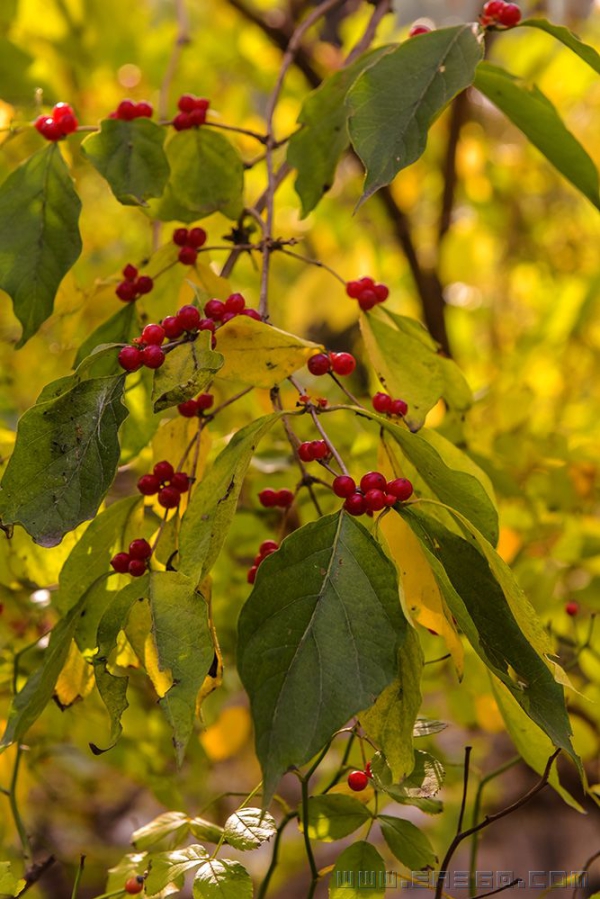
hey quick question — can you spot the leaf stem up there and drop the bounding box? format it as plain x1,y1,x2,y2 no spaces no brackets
9,746,33,860
300,774,319,887
70,856,85,899
256,812,296,899
468,755,520,893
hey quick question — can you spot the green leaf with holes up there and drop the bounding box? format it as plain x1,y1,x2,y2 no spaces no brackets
193,859,253,899
152,332,223,412
224,808,276,850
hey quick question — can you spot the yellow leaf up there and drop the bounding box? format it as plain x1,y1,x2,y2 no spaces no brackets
215,317,321,388
200,707,252,761
474,694,505,733
196,577,223,713
126,600,172,698
327,783,374,804
496,526,522,563
186,262,232,302
153,417,210,473
55,641,94,708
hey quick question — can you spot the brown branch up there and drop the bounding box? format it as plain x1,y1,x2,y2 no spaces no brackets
17,856,56,896
438,90,470,243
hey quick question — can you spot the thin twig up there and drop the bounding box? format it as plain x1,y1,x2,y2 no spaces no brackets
71,856,85,899
307,405,348,475
471,879,523,899
456,745,472,834
16,856,56,897
159,0,191,119
468,756,520,891
205,120,267,143
345,0,392,65
278,246,346,285
300,774,319,886
572,848,600,899
256,813,296,899
10,747,32,859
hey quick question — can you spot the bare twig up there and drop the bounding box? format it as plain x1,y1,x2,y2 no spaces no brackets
159,0,191,119
438,90,469,243
345,0,392,65
307,406,348,475
456,745,472,834
16,856,56,897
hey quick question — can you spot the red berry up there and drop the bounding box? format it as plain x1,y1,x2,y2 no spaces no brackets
173,227,189,246
188,227,207,248
196,393,214,411
136,275,154,295
308,353,331,376
189,108,207,127
390,399,408,417
221,312,236,324
331,352,356,377
141,345,165,369
118,346,143,372
58,113,78,135
176,304,201,331
360,472,386,493
333,476,356,498
204,299,226,320
346,280,363,299
123,263,138,280
177,94,197,113
358,292,378,312
117,99,137,121
259,540,279,554
198,318,216,333
141,323,165,346
241,308,261,321
110,552,131,573
129,539,152,560
482,0,505,16
384,493,397,507
409,23,432,36
137,474,161,496
173,112,192,131
154,461,174,481
136,101,153,118
128,558,147,577
178,399,199,417
364,489,386,512
276,489,294,508
194,98,210,111
565,602,579,617
386,478,414,501
158,486,181,509
52,102,74,121
247,566,258,585
347,770,369,792
311,440,330,460
374,284,389,302
225,292,245,314
497,2,521,25
162,316,184,339
298,442,315,462
178,246,198,266
258,489,278,508
344,493,367,516
372,393,392,414
365,762,372,778
116,281,138,302
124,877,144,894
35,116,63,141
171,472,190,493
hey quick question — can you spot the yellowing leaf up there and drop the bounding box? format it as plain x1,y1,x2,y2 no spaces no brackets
153,417,210,474
200,707,252,761
328,782,375,804
126,600,173,698
187,262,232,302
496,527,522,564
474,693,505,733
55,641,94,708
215,317,321,388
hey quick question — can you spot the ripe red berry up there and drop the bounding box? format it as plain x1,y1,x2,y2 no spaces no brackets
189,108,207,127
52,102,74,122
129,539,152,560
346,280,363,299
247,566,258,585
136,101,153,118
198,318,216,333
347,770,369,792
141,323,165,346
176,304,201,331
387,478,414,501
177,94,196,113
137,474,161,496
196,393,214,411
308,353,331,376
171,472,190,493
365,489,386,512
158,486,181,509
58,113,78,134
154,460,174,482
565,601,579,617
35,116,63,141
277,489,294,508
162,316,184,339
344,493,367,516
241,308,261,321
384,493,397,507
358,291,378,312
141,345,165,369
173,227,189,246
204,299,226,320
390,399,408,417
372,393,392,414
117,99,137,121
311,440,329,460
258,489,278,508
409,23,432,36
124,876,144,894
128,558,147,577
123,264,138,280
136,275,154,295
482,0,505,15
178,246,198,266
118,346,143,372
298,442,315,462
259,540,279,555
173,112,192,130
333,476,356,498
116,281,138,302
497,2,521,25
225,292,245,314
360,472,386,493
221,312,236,324
331,353,356,377
374,284,389,302
178,399,199,417
187,227,207,248
110,552,131,573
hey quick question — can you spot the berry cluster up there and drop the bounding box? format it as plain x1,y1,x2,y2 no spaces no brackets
333,471,414,516
110,539,153,578
173,94,210,131
172,226,207,265
347,763,372,792
346,277,389,312
308,352,356,377
178,393,214,417
258,488,294,509
34,102,78,141
203,293,261,324
137,461,190,509
247,539,279,584
110,99,153,120
118,321,168,372
116,264,154,302
372,392,408,417
124,876,145,895
298,440,330,463
162,303,217,344
409,23,432,37
479,1,521,27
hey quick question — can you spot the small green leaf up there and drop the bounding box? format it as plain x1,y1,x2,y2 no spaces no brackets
152,332,224,412
520,18,600,74
238,511,407,805
151,129,244,222
288,46,393,216
0,860,26,897
0,144,82,345
146,845,208,895
189,818,225,844
74,304,139,369
193,859,253,899
413,718,447,737
82,118,170,205
370,751,444,814
329,842,386,898
347,26,484,204
474,63,600,210
132,812,191,850
224,807,276,850
379,815,437,870
302,795,372,843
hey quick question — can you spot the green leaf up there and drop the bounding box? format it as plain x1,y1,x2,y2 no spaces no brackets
0,371,128,546
149,571,214,761
361,627,423,782
303,795,372,843
224,807,276,850
152,332,224,412
413,718,447,737
288,46,393,216
520,19,600,74
380,815,437,870
189,818,225,844
473,63,600,210
238,510,407,805
0,144,82,345
132,812,191,850
329,842,386,898
193,859,253,899
179,414,281,583
370,751,444,814
347,26,484,205
0,861,26,897
82,118,170,206
146,846,209,896
151,129,244,222
74,304,139,369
